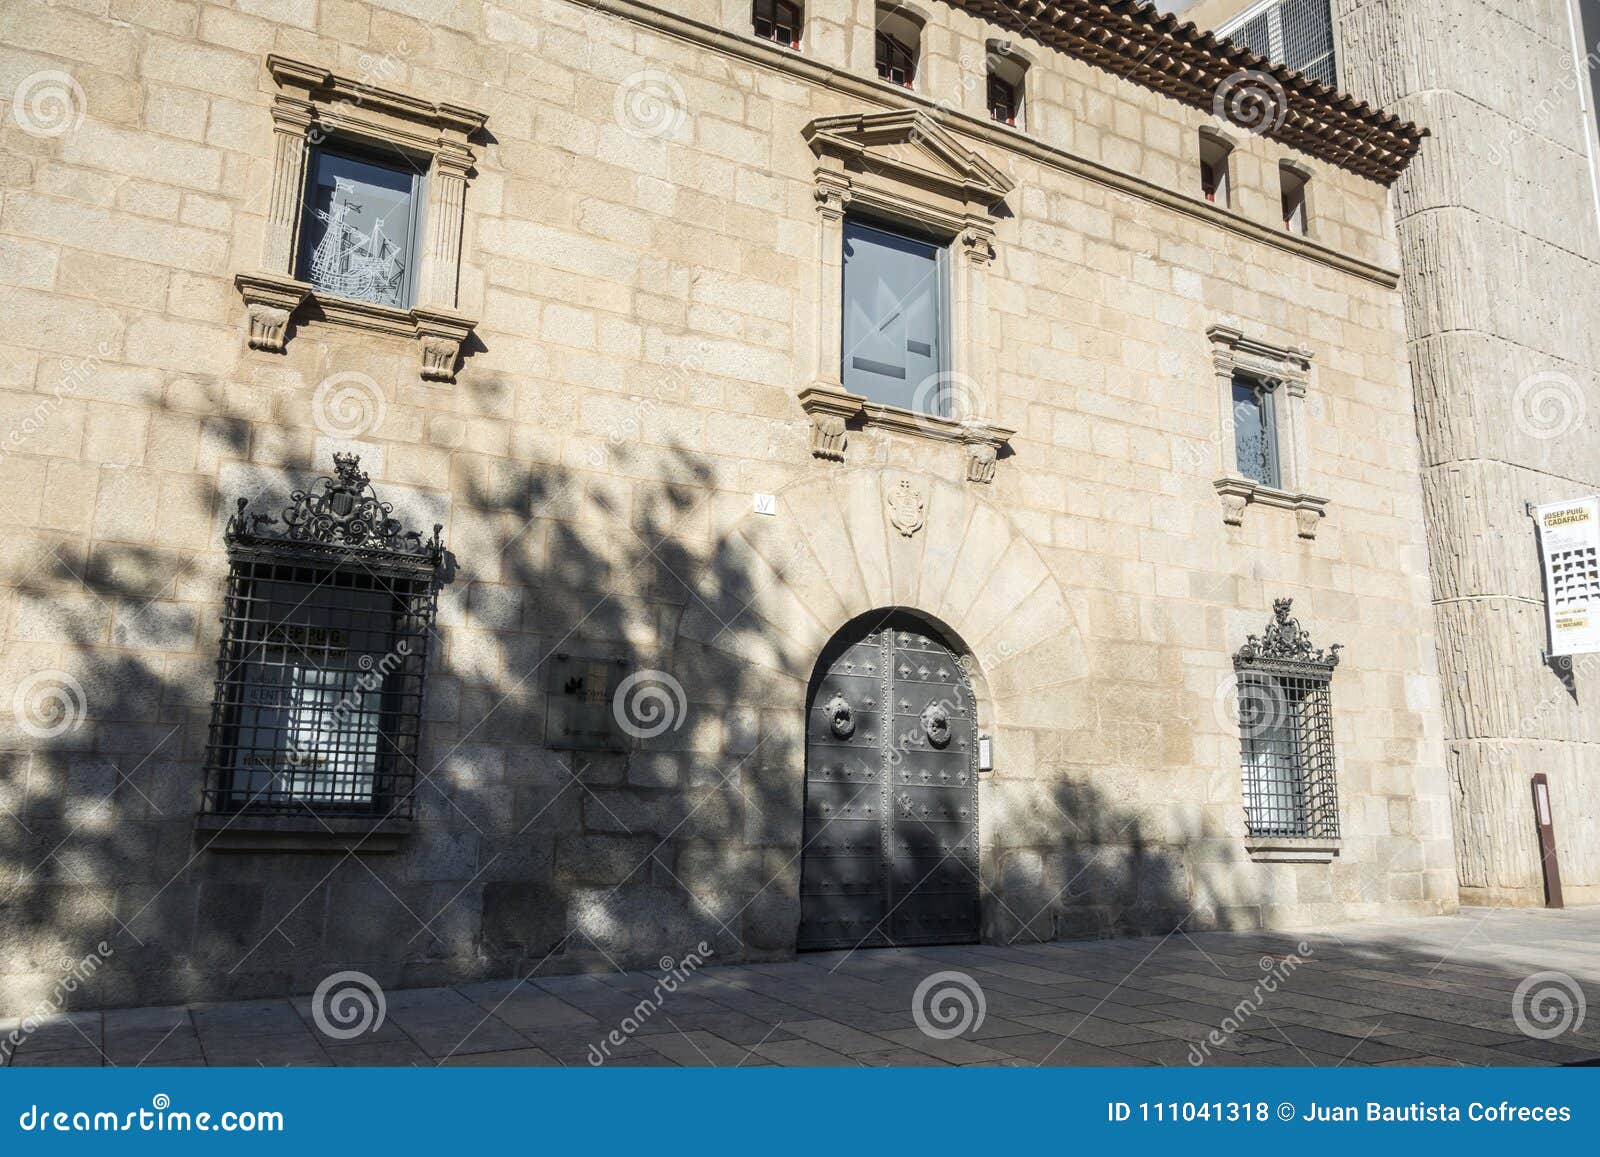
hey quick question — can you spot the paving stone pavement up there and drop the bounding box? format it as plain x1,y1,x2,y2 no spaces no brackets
5,906,1598,1067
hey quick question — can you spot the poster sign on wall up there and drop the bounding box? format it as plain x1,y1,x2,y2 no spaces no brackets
1534,496,1600,657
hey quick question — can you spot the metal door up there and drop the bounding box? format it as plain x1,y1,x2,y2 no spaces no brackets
798,616,978,950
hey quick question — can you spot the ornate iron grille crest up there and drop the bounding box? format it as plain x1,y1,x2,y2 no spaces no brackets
1234,598,1341,671
225,453,444,570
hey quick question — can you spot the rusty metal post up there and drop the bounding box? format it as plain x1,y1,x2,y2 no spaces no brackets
1532,773,1564,909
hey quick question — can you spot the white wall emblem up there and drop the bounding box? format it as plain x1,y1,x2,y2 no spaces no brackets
888,479,925,537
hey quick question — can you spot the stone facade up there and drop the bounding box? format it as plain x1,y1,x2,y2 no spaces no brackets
0,0,1456,1012
1192,0,1600,908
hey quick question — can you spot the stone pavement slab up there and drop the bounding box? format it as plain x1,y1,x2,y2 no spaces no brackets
5,906,1598,1067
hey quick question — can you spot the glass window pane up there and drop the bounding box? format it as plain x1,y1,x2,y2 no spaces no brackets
299,148,417,309
842,219,946,413
1232,376,1281,487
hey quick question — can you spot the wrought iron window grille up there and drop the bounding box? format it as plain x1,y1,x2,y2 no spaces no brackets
1233,599,1342,841
201,454,443,822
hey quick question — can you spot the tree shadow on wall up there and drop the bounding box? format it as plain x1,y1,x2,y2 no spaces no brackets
4,369,1241,1017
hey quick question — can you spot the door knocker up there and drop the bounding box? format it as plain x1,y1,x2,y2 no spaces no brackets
921,701,952,748
826,692,855,738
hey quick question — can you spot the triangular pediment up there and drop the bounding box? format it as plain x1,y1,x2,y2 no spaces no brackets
804,109,1013,208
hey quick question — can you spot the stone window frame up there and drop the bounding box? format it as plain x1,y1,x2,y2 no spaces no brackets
799,109,1015,483
234,55,487,383
1208,324,1329,538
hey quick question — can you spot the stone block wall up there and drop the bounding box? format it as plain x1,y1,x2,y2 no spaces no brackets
0,0,1453,1011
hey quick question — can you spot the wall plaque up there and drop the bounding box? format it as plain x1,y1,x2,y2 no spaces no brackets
1535,496,1600,657
545,655,629,750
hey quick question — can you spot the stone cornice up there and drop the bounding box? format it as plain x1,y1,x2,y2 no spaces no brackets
266,54,488,138
573,0,1402,289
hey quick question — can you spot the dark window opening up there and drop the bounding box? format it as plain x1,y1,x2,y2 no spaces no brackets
875,30,916,87
1280,164,1309,233
987,73,1018,126
753,0,802,49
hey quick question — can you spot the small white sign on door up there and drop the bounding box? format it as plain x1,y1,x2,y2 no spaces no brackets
1535,496,1600,656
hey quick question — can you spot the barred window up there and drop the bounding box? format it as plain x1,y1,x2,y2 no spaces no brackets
202,455,443,821
1223,0,1336,88
1233,599,1342,841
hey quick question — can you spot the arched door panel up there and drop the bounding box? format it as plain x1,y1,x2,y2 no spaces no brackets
799,616,978,950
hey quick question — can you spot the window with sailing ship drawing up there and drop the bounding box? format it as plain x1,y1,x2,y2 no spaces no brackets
296,145,424,311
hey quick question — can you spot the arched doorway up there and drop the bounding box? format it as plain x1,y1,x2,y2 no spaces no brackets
798,611,979,950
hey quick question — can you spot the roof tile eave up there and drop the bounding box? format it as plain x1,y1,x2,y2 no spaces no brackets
947,0,1426,183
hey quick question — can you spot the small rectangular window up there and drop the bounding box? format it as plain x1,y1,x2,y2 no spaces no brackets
876,31,915,86
297,145,423,310
1232,375,1282,488
1280,164,1309,233
987,74,1018,126
753,0,802,49
841,218,948,414
1199,133,1232,207
874,7,920,88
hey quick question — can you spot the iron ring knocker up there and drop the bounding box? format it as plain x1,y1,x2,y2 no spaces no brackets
921,702,952,748
826,692,855,739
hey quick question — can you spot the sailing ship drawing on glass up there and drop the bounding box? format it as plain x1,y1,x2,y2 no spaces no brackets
307,176,408,308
